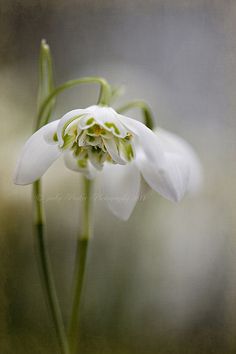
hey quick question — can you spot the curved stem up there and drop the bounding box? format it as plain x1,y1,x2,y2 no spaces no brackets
32,40,70,353
33,180,70,354
36,77,111,130
117,100,155,130
68,178,93,353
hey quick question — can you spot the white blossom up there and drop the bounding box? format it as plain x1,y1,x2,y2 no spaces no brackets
14,105,202,219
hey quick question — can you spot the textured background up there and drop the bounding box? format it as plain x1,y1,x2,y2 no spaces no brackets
1,0,236,353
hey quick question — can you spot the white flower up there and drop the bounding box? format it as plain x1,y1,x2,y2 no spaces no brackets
102,127,203,220
14,105,202,220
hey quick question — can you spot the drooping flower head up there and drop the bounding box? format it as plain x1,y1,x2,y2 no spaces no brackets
53,105,136,178
14,105,202,220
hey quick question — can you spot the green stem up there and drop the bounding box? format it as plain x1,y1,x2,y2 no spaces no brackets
117,100,155,130
33,180,70,354
68,177,93,353
36,77,111,129
37,39,55,125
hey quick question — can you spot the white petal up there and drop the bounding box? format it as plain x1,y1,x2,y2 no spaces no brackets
118,114,166,167
85,105,128,137
78,131,88,147
87,149,104,170
43,119,59,144
102,162,141,220
57,109,85,146
135,148,189,202
86,136,103,147
139,177,152,201
63,151,96,180
77,114,96,130
103,138,126,165
154,128,203,194
120,116,201,201
119,139,136,162
14,120,61,185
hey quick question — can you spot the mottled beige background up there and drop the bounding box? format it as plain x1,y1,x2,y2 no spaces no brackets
1,0,236,353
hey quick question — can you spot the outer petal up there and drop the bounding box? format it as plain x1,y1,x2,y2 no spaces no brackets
14,120,61,185
102,162,141,220
63,150,97,180
118,114,166,167
119,116,200,202
44,119,60,144
135,148,189,202
118,115,187,201
153,128,203,194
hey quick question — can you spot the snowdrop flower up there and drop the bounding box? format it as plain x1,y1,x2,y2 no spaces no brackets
14,105,202,220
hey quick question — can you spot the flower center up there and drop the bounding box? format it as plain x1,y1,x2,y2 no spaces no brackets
57,115,135,171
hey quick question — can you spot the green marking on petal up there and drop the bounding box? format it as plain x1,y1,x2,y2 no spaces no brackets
87,124,104,136
87,126,95,135
73,145,81,156
126,143,134,160
61,134,74,149
61,114,83,139
88,136,95,142
104,122,120,135
119,139,135,162
77,159,87,168
53,132,58,142
86,117,95,125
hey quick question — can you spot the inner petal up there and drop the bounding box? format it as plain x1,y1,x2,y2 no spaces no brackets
103,138,126,165
78,115,96,130
57,110,85,146
60,112,136,171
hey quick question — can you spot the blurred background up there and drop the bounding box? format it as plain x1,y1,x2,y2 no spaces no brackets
1,0,236,353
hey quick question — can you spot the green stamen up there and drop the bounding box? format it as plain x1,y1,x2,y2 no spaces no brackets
124,132,132,141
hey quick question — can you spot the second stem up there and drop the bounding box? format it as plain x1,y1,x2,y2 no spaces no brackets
68,177,93,353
